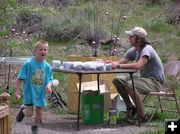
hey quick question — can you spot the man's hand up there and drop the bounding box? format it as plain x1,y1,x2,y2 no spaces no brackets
106,59,119,69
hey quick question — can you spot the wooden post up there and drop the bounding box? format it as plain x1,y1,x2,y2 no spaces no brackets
0,92,11,134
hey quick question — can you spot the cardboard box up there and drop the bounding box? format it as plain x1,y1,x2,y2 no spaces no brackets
111,93,134,112
111,93,126,112
76,80,111,112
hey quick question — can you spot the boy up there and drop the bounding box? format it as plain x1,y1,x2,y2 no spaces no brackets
16,40,53,133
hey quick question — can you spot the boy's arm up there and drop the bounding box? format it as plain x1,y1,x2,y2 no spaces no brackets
46,67,54,94
16,78,22,98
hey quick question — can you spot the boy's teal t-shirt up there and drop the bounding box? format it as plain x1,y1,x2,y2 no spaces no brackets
18,57,53,107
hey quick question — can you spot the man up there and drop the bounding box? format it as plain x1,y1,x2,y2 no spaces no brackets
107,27,164,121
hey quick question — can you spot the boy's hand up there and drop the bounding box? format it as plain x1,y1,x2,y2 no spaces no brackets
15,90,21,99
46,87,52,94
46,83,53,94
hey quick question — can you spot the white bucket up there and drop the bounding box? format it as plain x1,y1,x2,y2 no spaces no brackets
109,108,117,124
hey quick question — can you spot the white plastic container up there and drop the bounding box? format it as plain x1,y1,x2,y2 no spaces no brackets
96,62,106,71
63,61,73,70
52,60,61,68
73,61,83,70
109,108,117,124
105,63,112,71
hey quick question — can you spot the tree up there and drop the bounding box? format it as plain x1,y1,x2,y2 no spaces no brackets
0,0,17,36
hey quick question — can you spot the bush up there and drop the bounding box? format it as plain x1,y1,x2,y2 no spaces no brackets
42,14,86,41
142,0,160,6
166,3,180,24
42,4,108,42
145,17,173,33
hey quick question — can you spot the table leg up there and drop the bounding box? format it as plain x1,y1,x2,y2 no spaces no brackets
97,74,100,93
129,73,141,127
77,73,82,131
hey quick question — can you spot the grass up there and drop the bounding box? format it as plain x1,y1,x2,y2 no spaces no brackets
139,109,179,134
140,128,164,134
9,90,23,106
1,1,179,133
0,87,23,106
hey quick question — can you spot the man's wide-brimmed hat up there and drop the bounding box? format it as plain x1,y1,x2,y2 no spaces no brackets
125,27,147,39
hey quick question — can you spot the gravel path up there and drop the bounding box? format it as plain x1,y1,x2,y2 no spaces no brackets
11,107,157,134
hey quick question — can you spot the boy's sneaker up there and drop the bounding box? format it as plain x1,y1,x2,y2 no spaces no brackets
16,105,25,122
31,126,39,134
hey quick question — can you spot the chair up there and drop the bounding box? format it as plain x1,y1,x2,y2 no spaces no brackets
142,61,180,122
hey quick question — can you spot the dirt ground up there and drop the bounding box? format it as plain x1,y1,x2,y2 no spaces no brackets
10,107,158,134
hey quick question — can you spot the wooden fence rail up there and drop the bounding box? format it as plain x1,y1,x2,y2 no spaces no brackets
0,93,11,134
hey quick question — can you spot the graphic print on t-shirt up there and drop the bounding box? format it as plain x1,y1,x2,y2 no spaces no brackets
31,69,44,89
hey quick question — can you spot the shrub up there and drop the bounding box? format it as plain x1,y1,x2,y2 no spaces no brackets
145,17,173,33
142,0,161,6
166,2,180,24
42,4,108,42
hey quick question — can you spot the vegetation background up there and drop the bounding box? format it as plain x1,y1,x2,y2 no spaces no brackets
0,0,179,133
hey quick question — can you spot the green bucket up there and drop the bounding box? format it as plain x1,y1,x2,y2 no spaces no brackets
81,94,104,125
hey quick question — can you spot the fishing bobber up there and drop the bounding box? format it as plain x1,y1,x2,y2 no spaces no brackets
113,49,117,54
112,49,117,56
105,11,109,15
123,16,127,19
92,41,96,47
113,49,117,52
11,28,15,32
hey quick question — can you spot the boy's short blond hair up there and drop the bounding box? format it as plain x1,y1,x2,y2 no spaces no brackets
34,40,49,51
